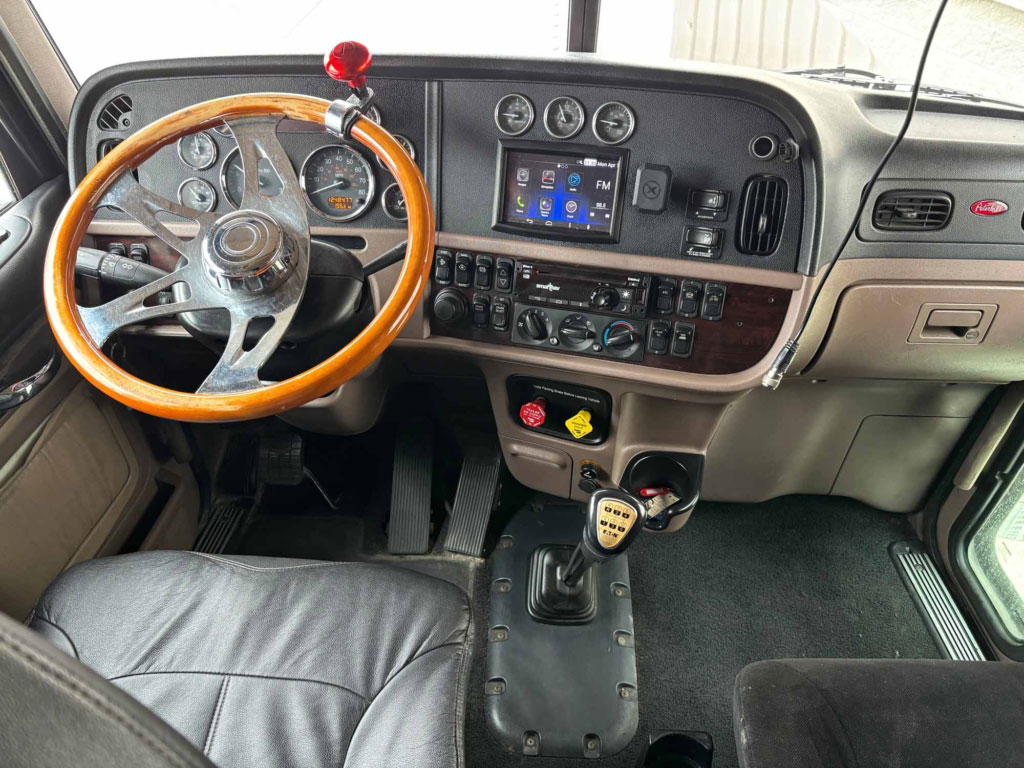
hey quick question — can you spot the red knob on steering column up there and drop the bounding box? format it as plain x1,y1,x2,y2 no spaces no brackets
324,41,373,93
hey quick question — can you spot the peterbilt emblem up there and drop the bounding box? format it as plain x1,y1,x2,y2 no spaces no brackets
970,200,1008,216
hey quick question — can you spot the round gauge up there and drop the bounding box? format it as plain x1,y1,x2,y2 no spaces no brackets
177,178,217,212
364,105,382,124
177,132,217,169
220,146,285,208
543,96,585,140
300,145,375,221
376,134,415,169
494,93,535,136
381,183,407,221
592,101,635,145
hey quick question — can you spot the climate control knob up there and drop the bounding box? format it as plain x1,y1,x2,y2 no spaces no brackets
589,286,620,310
603,320,640,356
518,308,551,342
432,289,468,326
559,314,596,348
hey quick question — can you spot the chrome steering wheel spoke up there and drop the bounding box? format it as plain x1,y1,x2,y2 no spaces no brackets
78,262,219,347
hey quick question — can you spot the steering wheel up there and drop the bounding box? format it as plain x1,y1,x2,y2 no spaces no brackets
43,93,433,422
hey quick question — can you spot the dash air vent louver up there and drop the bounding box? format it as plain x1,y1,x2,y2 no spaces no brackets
873,191,952,231
737,175,787,256
97,94,133,131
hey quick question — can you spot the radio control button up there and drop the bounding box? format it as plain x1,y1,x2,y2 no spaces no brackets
589,286,620,310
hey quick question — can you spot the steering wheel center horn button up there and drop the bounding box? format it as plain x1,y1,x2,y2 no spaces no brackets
203,210,293,293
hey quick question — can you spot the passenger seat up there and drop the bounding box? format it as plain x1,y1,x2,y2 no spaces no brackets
734,659,1024,767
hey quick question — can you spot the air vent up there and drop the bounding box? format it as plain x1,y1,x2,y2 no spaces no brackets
873,191,952,231
97,94,133,131
737,175,787,256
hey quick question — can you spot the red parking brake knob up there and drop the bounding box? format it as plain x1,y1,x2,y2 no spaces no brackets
519,397,547,428
324,41,372,92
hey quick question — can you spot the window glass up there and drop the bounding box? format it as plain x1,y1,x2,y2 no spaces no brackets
31,0,570,83
967,464,1024,642
596,0,1024,107
0,166,16,213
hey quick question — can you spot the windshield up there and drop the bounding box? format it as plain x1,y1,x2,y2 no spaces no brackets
32,0,1024,107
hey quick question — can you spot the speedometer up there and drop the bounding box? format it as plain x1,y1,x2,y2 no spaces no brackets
300,145,375,221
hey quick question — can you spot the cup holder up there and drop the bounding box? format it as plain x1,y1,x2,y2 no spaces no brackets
636,730,713,767
621,452,703,531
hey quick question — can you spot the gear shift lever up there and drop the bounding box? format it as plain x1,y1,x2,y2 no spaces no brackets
562,489,647,588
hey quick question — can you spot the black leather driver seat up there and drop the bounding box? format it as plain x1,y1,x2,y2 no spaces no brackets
13,551,471,768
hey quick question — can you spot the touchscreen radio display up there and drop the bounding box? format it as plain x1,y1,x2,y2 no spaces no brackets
494,142,627,243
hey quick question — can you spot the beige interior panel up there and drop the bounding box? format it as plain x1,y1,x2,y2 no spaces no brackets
0,382,157,619
810,283,1024,381
140,466,200,552
502,438,573,498
704,378,993,511
831,415,971,512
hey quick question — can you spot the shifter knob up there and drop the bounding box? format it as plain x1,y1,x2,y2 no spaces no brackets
324,41,373,93
562,488,647,587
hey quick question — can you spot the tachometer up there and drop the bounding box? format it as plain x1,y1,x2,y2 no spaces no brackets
300,145,375,221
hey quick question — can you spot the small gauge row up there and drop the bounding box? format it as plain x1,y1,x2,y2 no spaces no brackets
173,126,412,223
494,94,635,145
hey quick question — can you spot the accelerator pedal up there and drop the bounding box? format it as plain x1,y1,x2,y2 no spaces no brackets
890,541,985,660
387,424,434,554
193,499,253,554
444,438,502,557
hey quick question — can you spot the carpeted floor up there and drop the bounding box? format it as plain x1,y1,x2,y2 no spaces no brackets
233,491,938,768
463,494,939,768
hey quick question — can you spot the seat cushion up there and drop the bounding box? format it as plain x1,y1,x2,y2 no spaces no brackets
29,551,471,768
734,658,1024,768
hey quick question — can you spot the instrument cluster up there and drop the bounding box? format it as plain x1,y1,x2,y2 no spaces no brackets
172,113,413,224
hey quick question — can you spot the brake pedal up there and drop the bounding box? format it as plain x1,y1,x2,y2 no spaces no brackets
387,424,434,554
444,439,502,557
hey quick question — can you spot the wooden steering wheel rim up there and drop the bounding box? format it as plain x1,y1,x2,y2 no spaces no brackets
43,94,434,423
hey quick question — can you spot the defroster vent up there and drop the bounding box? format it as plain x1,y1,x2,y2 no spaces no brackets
737,175,787,256
97,94,133,131
873,191,952,231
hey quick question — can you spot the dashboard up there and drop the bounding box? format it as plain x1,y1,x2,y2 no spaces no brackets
69,55,1024,509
